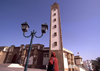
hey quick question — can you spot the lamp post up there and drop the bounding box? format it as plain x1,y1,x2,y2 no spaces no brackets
21,22,48,71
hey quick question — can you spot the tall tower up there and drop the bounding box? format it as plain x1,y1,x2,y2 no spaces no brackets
49,3,64,71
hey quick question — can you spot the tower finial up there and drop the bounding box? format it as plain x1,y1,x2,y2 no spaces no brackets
53,2,58,5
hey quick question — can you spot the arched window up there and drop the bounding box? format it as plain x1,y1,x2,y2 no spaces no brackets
53,8,56,11
54,32,57,36
53,13,56,16
54,25,56,28
54,42,57,46
53,18,56,22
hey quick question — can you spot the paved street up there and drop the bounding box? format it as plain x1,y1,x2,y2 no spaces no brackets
0,63,46,71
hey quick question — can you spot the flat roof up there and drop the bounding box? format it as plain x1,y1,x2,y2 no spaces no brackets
63,48,73,54
74,55,82,59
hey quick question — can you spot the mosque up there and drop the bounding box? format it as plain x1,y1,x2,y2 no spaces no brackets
0,3,89,71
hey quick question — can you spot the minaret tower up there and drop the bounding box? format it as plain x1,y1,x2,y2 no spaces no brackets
49,3,64,71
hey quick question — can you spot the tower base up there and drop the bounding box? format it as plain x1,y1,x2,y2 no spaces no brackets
49,50,64,71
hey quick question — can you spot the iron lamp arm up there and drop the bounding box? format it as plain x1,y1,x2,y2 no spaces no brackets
34,32,43,38
23,32,32,38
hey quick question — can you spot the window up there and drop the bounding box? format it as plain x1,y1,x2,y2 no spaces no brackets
54,42,57,46
32,48,34,50
38,46,40,49
54,25,56,28
53,19,56,22
34,55,37,57
19,48,21,51
53,13,56,16
40,47,43,50
44,54,49,57
34,47,37,49
72,68,74,71
72,61,74,64
69,68,71,71
54,32,57,36
53,8,56,11
27,48,28,50
72,55,74,60
68,54,71,59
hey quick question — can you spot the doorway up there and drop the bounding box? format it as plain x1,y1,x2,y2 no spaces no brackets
11,54,17,63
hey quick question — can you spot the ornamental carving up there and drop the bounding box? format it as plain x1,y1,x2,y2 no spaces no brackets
68,54,71,59
22,50,26,56
9,45,15,52
71,55,74,60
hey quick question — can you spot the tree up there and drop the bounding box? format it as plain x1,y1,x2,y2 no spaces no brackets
91,57,100,71
96,57,100,64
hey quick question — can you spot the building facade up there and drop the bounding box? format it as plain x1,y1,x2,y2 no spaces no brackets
0,44,49,68
0,44,75,70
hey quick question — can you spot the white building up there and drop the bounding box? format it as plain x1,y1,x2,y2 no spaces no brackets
83,60,93,71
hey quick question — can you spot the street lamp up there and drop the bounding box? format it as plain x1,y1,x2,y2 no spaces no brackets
21,22,48,71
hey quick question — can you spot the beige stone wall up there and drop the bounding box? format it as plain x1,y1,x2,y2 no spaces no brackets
0,44,48,69
76,59,82,65
5,47,20,63
37,51,43,66
43,57,49,65
64,68,68,71
0,51,7,63
5,52,13,63
0,51,2,61
24,49,46,69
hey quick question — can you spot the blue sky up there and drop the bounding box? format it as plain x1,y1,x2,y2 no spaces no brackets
0,0,100,60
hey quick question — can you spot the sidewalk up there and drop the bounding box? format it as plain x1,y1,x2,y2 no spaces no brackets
0,63,46,71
